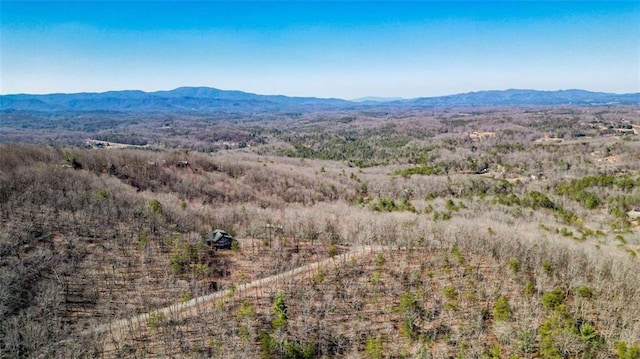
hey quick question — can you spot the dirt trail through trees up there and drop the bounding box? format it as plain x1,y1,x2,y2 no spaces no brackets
75,245,385,343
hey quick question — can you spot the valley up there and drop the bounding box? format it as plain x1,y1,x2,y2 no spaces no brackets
1,97,640,358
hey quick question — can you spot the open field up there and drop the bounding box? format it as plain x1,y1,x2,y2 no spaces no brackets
2,106,640,358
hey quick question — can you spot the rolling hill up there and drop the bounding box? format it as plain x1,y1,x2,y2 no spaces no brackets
1,88,638,113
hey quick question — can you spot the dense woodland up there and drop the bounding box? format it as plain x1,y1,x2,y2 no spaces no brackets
1,106,640,358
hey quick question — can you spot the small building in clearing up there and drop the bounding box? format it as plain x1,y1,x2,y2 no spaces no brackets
206,229,237,250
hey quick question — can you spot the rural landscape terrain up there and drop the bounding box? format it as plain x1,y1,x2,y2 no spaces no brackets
1,88,640,358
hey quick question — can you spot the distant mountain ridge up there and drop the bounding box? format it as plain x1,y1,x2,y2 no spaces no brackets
1,87,638,112
0,87,352,113
406,89,640,107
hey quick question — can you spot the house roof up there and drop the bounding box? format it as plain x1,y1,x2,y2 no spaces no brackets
209,229,233,243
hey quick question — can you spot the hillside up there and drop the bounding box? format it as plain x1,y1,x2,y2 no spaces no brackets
1,88,638,114
2,105,640,358
0,87,351,113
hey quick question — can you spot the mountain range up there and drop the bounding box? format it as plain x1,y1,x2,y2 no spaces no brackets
1,87,638,113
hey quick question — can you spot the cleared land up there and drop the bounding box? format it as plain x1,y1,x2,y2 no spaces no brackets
2,106,640,358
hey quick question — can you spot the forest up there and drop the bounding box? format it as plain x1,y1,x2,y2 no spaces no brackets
1,105,640,358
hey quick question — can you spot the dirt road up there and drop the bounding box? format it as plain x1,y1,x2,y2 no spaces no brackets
77,245,384,342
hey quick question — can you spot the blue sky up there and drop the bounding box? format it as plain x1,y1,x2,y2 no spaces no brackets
1,1,639,98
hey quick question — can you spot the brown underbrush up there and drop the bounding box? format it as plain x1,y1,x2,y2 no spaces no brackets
2,107,640,358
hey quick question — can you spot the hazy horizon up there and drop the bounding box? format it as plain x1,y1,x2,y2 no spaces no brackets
2,86,639,102
2,1,639,98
